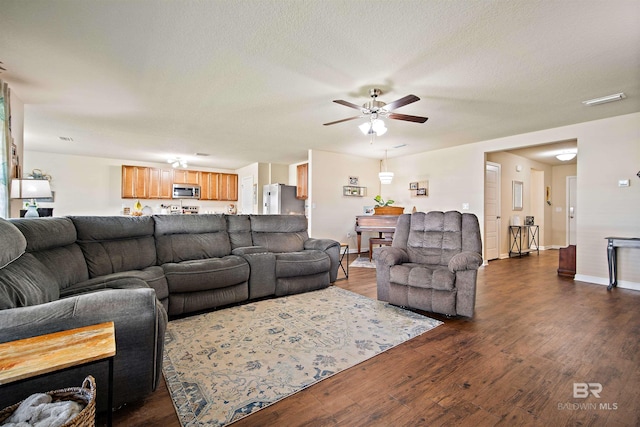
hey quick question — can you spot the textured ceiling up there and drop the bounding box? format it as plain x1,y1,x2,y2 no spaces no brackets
1,0,638,169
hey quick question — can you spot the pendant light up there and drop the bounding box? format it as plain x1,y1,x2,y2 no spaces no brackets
379,150,394,184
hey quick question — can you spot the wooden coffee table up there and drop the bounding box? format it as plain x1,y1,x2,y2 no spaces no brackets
0,322,116,426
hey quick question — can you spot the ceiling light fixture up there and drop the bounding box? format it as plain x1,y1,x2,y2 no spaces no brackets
379,150,394,184
167,158,188,168
582,92,626,106
556,149,577,161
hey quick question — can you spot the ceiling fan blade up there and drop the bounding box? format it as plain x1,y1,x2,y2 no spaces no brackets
323,115,362,126
333,99,364,111
388,113,429,123
383,94,420,111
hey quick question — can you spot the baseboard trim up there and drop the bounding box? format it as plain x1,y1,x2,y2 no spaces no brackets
574,274,640,292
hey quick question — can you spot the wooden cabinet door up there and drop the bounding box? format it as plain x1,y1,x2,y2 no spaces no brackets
296,163,308,200
173,170,200,185
149,168,173,199
218,173,238,201
122,165,149,199
199,172,220,200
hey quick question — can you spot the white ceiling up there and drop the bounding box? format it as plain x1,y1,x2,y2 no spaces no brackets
1,0,638,169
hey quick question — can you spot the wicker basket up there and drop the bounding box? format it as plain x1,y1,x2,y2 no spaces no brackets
0,375,96,427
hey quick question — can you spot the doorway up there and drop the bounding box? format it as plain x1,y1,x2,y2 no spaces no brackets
485,162,501,261
567,176,577,246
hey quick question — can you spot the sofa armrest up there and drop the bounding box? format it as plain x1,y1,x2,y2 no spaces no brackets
305,238,340,282
375,246,409,267
304,238,339,252
0,288,167,411
232,246,268,256
448,251,483,273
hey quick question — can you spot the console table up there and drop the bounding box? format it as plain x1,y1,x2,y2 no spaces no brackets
508,225,539,257
0,322,116,427
605,237,640,290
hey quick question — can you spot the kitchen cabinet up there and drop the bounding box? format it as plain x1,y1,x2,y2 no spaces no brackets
148,168,173,199
296,163,308,200
219,173,238,201
122,165,149,199
173,170,200,185
199,172,220,200
122,165,237,201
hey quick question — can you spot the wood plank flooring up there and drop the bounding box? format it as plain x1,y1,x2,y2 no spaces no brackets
108,250,640,426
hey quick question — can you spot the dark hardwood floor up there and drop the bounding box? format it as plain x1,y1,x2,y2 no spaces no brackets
108,250,640,426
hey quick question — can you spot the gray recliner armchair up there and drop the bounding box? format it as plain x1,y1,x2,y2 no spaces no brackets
374,211,483,317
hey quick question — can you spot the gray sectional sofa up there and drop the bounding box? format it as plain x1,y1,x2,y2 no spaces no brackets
0,214,339,412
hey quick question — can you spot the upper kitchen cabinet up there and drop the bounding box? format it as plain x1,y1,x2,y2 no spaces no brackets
148,168,173,199
296,163,308,200
219,173,238,201
173,170,200,185
122,165,149,199
199,172,220,201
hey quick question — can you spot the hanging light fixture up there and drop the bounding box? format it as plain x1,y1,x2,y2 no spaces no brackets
379,150,394,184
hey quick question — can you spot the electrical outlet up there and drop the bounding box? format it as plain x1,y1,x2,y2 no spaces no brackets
462,203,470,210
346,232,352,238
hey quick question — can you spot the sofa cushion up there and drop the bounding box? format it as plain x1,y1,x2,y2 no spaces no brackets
154,214,232,263
70,216,157,277
11,218,89,290
0,253,59,309
390,263,455,291
162,255,249,293
226,215,253,249
61,266,169,301
250,215,309,252
275,251,330,278
0,218,26,269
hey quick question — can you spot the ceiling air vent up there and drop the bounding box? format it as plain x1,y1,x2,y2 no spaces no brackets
59,136,74,142
194,152,210,157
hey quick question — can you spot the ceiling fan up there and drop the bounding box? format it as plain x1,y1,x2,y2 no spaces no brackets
323,88,429,129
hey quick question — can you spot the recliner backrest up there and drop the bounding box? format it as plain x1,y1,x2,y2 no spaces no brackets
153,214,231,263
10,217,89,290
398,211,481,266
70,216,157,277
249,215,308,253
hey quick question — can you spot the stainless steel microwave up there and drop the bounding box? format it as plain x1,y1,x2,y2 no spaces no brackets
172,184,200,199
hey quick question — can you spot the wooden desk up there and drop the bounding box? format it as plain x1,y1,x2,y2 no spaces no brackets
0,322,116,426
355,215,399,254
605,237,640,290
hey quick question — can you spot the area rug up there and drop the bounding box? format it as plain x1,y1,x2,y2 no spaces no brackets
162,286,442,427
349,256,376,268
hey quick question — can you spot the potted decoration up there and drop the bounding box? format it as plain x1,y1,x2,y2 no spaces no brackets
373,195,404,215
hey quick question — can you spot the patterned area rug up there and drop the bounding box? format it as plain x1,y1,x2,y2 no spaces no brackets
349,256,376,268
163,286,442,427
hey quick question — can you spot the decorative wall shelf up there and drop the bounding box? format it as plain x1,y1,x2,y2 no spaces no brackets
409,180,429,197
343,186,367,197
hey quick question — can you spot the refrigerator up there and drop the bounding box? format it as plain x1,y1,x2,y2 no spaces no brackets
263,184,305,215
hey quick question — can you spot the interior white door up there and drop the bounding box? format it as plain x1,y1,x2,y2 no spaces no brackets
567,176,577,245
241,175,254,214
485,162,501,260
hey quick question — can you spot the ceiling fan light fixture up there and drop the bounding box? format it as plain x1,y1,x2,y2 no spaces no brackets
371,119,387,135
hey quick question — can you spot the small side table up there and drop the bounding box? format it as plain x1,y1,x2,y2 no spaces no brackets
337,243,349,280
0,322,116,427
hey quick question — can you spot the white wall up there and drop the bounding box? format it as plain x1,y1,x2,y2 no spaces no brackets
308,150,379,250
